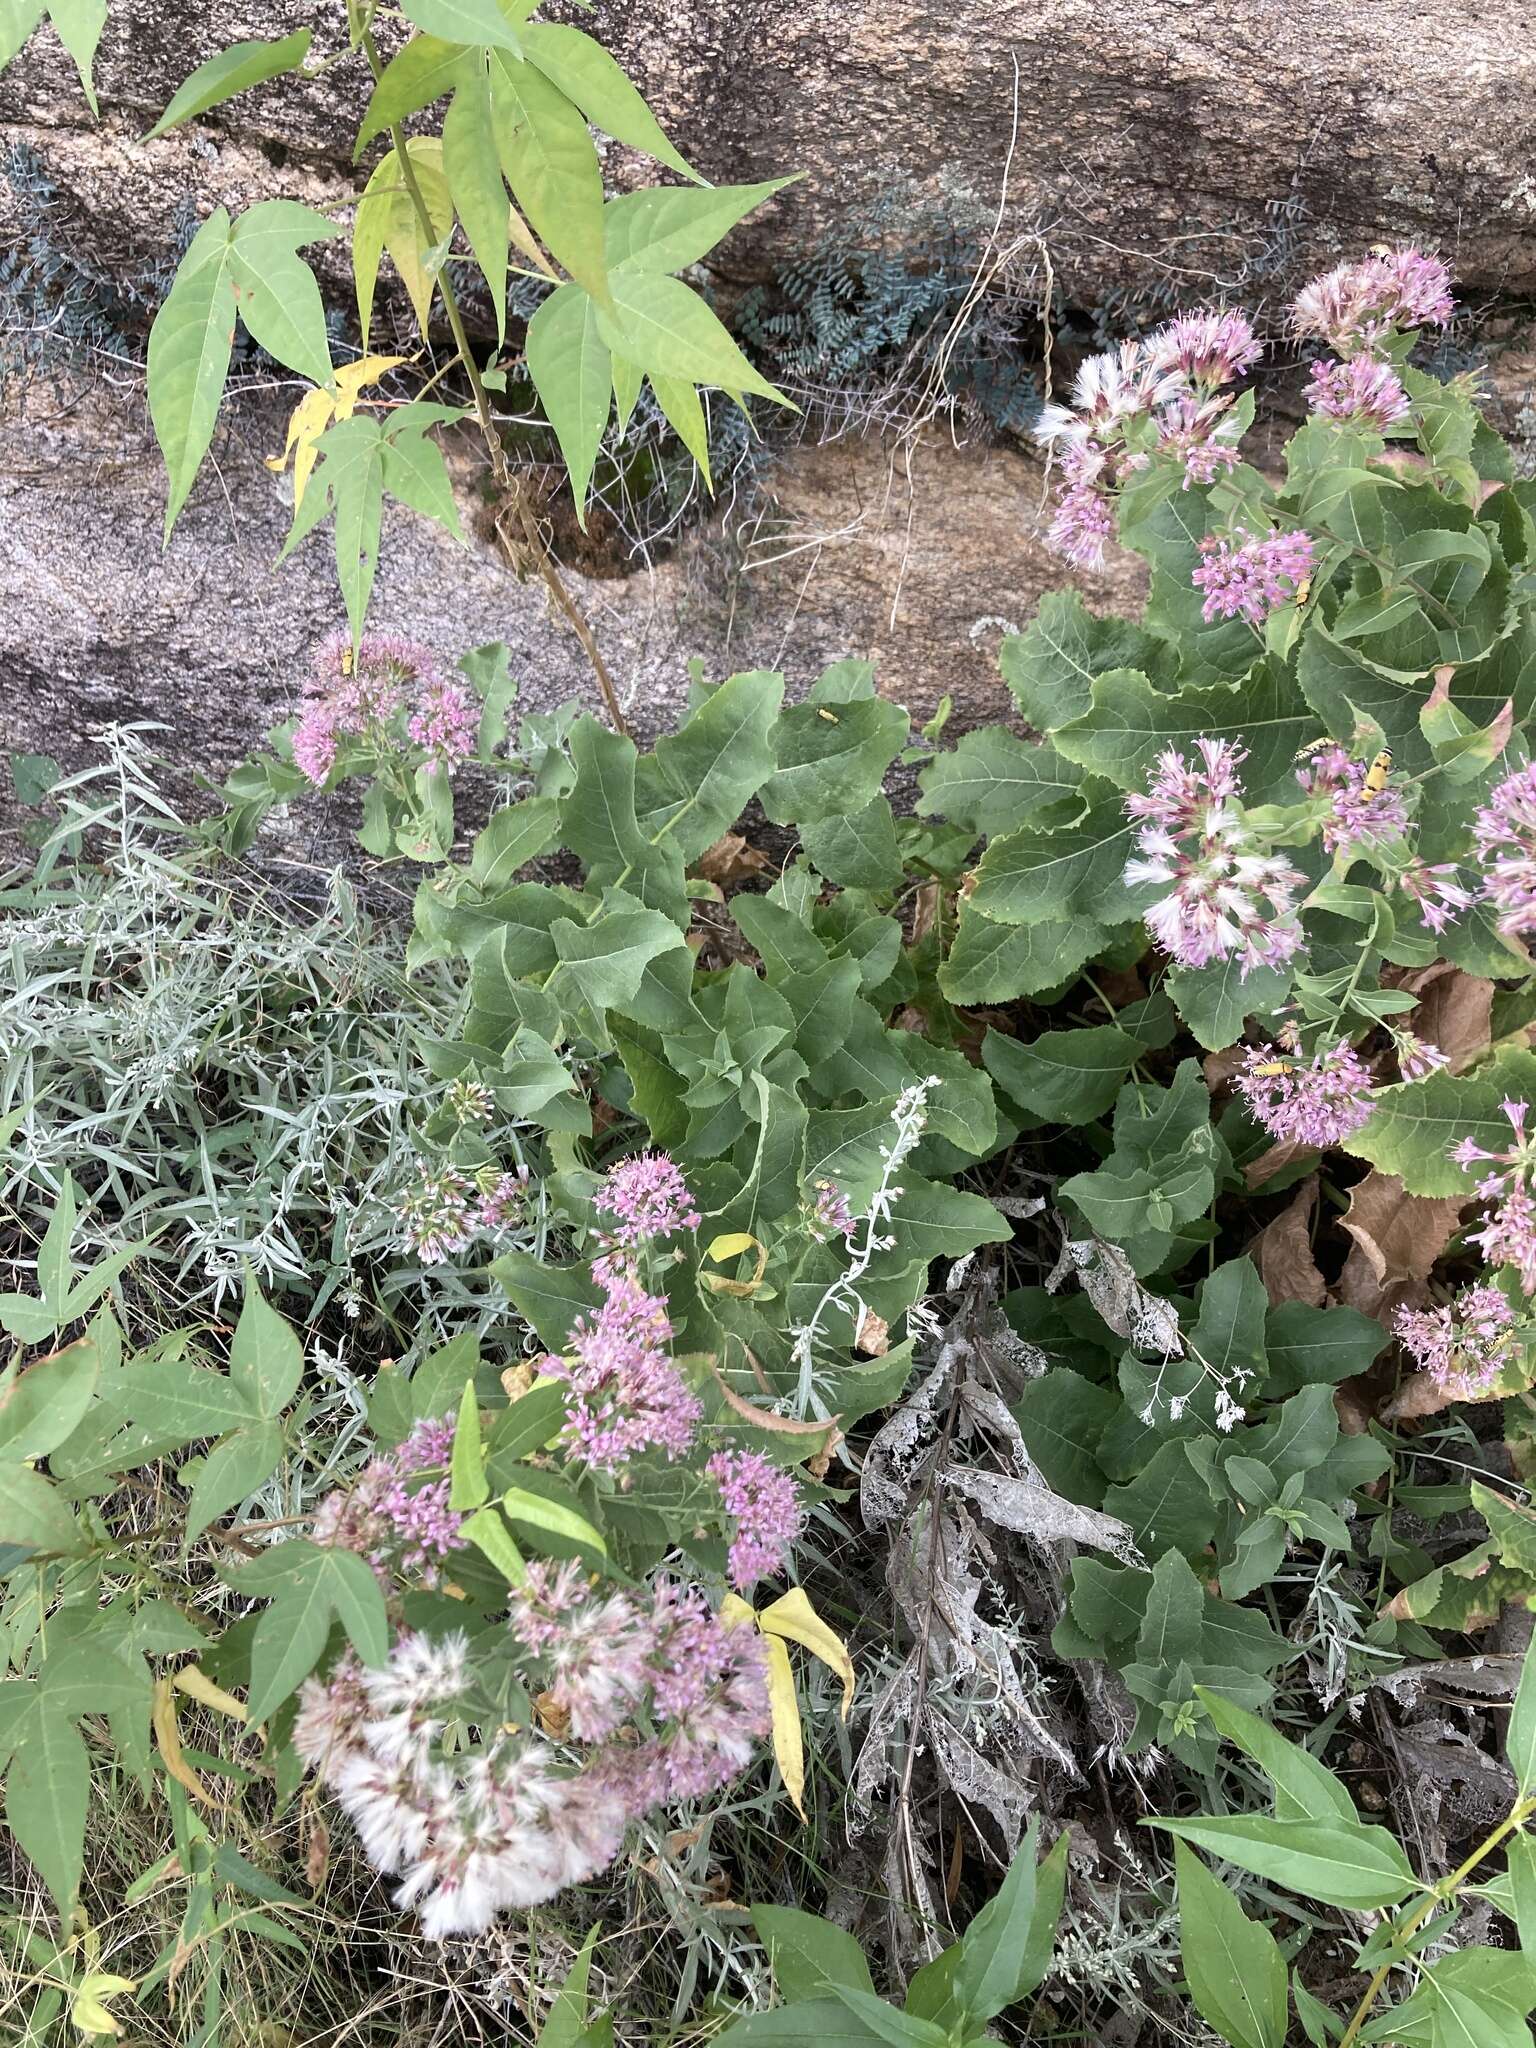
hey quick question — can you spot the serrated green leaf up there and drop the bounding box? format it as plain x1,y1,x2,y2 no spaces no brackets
526,283,612,519
939,906,1105,1004
603,177,796,276
490,50,608,301
146,29,314,140
1167,955,1294,1051
597,270,787,404
636,669,784,858
278,413,386,642
1054,659,1320,801
759,699,910,824
522,22,695,179
916,727,1084,836
147,207,237,538
799,797,904,890
968,799,1144,927
1347,1050,1536,1197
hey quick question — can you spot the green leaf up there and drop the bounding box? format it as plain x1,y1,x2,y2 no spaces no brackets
400,0,524,50
1054,659,1319,802
951,1825,1068,2025
522,22,695,179
712,2000,888,2046
278,414,387,642
1506,1832,1536,1954
1195,1688,1359,1823
597,271,787,405
636,669,785,858
43,0,104,112
147,207,237,538
0,1333,99,1459
1263,1300,1388,1398
490,51,608,302
226,199,339,385
1104,1442,1216,1556
489,1250,601,1351
460,1504,527,1585
230,1279,303,1419
232,1541,390,1724
470,796,562,886
649,372,714,486
968,798,1144,928
759,699,911,825
1136,1550,1205,1669
356,32,464,156
1000,591,1171,730
753,1906,876,2005
1510,1630,1536,1798
940,907,1106,1005
4,1697,88,1914
450,1376,489,1510
1012,1370,1119,1508
1348,1050,1536,1196
548,895,690,1019
1167,957,1293,1053
146,30,313,139
502,1482,605,1555
799,798,904,891
917,727,1084,836
825,1988,946,2048
443,57,512,344
1173,1841,1289,2048
603,178,796,275
536,1925,605,2048
1149,1815,1417,1910
526,283,612,520
0,1463,83,1554
353,139,455,347
185,1421,284,1542
562,716,685,914
982,1023,1140,1123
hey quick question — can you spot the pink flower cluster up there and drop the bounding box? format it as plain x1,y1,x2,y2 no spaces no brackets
1400,857,1473,935
1294,745,1409,855
292,632,476,788
1473,762,1536,940
1035,307,1260,568
1395,1030,1449,1083
1123,738,1305,976
395,1162,533,1264
1235,1039,1374,1148
1395,1283,1518,1401
312,1413,465,1583
593,1152,702,1251
294,1587,770,1938
707,1450,803,1590
810,1179,856,1241
1292,246,1455,356
1453,1099,1536,1293
1305,355,1410,432
547,1266,702,1472
1192,528,1315,627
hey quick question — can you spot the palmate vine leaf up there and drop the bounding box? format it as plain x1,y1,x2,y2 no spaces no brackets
442,54,511,342
149,201,338,537
228,1539,389,1725
597,270,788,405
146,29,313,140
400,0,526,52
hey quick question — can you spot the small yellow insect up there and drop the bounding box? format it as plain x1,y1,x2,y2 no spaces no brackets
1249,1059,1294,1077
1363,747,1394,796
1294,737,1333,762
341,643,354,676
1293,573,1313,608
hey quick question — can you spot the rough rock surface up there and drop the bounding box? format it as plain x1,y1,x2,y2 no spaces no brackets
5,0,1535,303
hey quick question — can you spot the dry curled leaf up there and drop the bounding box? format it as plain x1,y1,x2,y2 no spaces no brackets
1249,1176,1326,1308
856,1308,890,1357
1410,966,1495,1074
1245,1138,1312,1191
695,832,771,885
1336,1170,1466,1325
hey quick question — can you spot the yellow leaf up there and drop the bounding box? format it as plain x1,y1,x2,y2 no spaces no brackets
266,354,409,513
333,352,408,404
762,1631,806,1820
70,1974,137,2038
706,1232,760,1262
758,1586,854,1719
700,1232,770,1298
151,1678,211,1804
720,1592,757,1629
170,1664,248,1722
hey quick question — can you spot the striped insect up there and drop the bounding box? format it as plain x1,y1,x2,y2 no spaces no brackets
1363,747,1394,796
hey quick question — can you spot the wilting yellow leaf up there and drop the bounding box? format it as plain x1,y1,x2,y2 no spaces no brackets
761,1632,805,1819
152,1678,211,1803
70,1973,137,2038
700,1232,770,1298
265,353,408,510
170,1664,248,1722
758,1586,854,1719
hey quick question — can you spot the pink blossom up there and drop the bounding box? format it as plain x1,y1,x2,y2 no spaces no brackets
1147,308,1262,386
1292,247,1454,353
1396,1031,1448,1083
1235,1040,1374,1148
1452,1099,1536,1293
593,1152,701,1249
1306,356,1411,431
476,1168,530,1232
1400,858,1473,934
549,1268,702,1473
395,1165,476,1264
1395,1283,1518,1400
1046,479,1114,570
707,1450,803,1590
408,676,478,768
312,1414,465,1583
1192,528,1315,626
1294,745,1408,855
810,1179,855,1241
1123,740,1305,976
290,632,476,788
1473,763,1536,939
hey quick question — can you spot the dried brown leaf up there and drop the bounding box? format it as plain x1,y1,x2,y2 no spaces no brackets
1411,967,1495,1075
1245,1139,1312,1191
1249,1176,1326,1308
1336,1170,1466,1324
856,1308,890,1357
695,832,770,885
